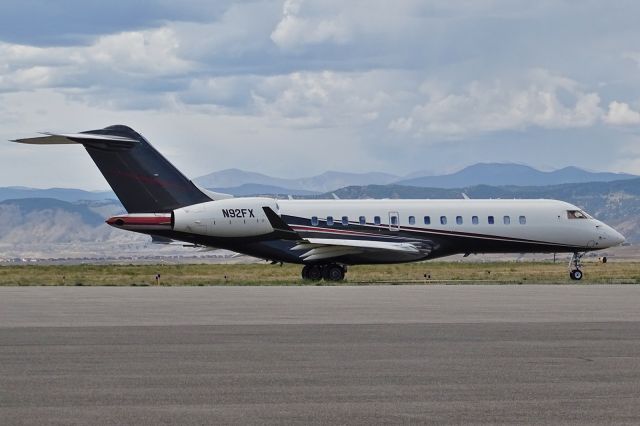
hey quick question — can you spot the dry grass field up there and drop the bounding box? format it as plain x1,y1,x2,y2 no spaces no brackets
1,261,639,286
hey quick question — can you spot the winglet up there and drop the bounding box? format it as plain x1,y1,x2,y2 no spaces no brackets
262,206,299,240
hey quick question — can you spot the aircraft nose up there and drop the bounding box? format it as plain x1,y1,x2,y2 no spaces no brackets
601,225,625,247
610,228,626,246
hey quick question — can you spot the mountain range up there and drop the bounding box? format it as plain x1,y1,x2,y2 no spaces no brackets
394,164,636,188
194,163,637,196
0,187,116,203
1,176,639,261
1,162,638,258
194,169,398,194
1,163,635,202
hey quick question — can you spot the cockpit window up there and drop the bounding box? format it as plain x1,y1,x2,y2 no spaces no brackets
567,210,588,219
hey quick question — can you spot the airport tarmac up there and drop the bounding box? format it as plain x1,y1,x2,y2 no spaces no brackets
2,285,640,425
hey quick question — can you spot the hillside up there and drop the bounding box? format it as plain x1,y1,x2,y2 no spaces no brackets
0,198,147,259
0,187,116,203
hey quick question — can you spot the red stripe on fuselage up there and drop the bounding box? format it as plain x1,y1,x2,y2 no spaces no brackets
106,215,171,226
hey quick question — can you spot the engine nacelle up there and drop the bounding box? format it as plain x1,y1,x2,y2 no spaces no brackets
172,198,279,238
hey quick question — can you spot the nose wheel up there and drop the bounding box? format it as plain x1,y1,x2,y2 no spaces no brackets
569,252,585,280
301,263,347,282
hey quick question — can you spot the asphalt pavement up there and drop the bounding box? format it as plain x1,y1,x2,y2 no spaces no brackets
2,285,640,425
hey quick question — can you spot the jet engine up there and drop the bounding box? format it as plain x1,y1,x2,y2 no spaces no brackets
107,198,286,238
171,198,279,237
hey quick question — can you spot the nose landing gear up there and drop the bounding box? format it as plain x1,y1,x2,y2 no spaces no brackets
301,263,347,282
569,252,585,280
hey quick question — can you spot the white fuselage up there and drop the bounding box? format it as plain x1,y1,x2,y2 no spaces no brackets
277,198,624,251
109,197,625,265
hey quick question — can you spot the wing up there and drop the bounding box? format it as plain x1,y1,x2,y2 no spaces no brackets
261,208,432,262
291,238,432,262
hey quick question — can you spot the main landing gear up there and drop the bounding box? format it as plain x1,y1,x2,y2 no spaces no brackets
569,252,585,281
301,263,347,282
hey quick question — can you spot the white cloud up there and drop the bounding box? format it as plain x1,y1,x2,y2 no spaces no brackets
250,70,393,128
271,0,352,50
171,2,280,63
0,26,193,93
179,75,257,108
389,70,603,138
3,1,640,184
603,101,640,125
83,28,192,76
611,136,640,176
0,89,388,189
387,117,413,133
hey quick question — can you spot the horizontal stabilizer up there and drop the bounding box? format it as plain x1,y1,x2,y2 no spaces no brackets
12,132,140,148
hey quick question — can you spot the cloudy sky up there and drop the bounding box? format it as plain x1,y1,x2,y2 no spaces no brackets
2,0,640,189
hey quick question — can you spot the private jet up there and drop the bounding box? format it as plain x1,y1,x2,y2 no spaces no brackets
14,125,625,281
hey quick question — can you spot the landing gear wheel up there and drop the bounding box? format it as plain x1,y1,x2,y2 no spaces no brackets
568,252,586,281
323,264,345,281
302,264,323,281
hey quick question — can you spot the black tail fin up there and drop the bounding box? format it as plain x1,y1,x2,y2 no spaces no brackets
81,125,211,212
14,125,212,213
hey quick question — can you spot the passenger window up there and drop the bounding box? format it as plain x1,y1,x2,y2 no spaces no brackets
327,216,334,226
390,215,398,226
519,215,526,225
488,216,494,225
440,216,447,225
472,216,479,225
424,216,431,225
374,216,381,225
456,216,463,225
311,216,318,226
409,216,415,225
503,216,510,225
342,216,349,226
359,216,366,225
